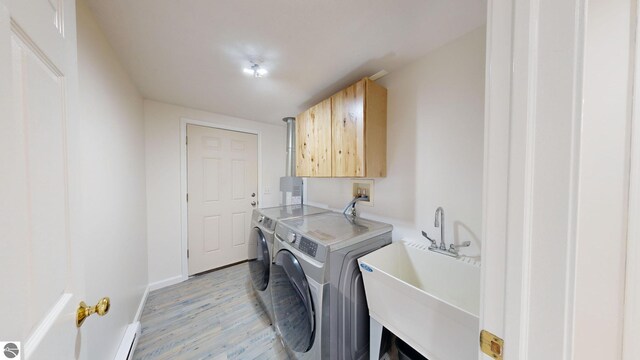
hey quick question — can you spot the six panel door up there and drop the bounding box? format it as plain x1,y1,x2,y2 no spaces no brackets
187,124,258,275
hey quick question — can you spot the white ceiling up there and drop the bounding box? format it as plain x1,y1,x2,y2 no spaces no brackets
85,0,486,125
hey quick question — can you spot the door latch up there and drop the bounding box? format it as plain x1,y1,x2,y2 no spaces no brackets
480,329,503,359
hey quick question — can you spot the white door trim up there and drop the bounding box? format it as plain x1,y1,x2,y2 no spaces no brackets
479,0,514,344
179,117,262,281
623,3,640,358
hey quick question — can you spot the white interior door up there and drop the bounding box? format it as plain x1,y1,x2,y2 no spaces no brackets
187,124,258,275
0,0,84,359
481,0,633,358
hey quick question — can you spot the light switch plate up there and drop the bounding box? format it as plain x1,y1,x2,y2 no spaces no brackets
352,179,374,207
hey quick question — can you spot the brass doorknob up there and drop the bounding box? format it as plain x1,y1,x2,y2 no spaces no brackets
76,297,110,327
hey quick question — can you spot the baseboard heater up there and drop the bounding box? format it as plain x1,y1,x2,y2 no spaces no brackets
114,321,141,360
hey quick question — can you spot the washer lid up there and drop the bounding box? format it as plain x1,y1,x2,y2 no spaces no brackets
277,212,393,250
257,205,328,220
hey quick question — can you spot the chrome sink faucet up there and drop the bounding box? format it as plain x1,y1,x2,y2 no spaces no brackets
435,207,446,250
422,207,470,257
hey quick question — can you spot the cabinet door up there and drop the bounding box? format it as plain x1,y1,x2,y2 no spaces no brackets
364,79,387,177
332,79,366,177
296,98,332,177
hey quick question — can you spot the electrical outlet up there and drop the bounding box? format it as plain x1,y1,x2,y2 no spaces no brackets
352,179,374,207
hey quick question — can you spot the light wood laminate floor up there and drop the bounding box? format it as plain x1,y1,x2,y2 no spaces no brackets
133,262,289,360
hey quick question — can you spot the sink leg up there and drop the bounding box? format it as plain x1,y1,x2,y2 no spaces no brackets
370,317,383,360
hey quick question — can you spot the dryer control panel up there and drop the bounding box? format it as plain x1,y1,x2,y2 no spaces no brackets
252,210,277,232
262,217,274,229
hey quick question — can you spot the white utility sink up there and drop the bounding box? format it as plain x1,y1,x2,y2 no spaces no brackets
358,240,480,360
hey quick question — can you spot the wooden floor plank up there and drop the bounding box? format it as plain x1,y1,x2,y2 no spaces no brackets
133,263,289,360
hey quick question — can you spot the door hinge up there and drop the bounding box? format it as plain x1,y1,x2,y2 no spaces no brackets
186,136,188,145
186,193,189,202
480,330,503,359
187,249,189,258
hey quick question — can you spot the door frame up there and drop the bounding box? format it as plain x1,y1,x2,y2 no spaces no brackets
623,2,640,357
179,117,262,281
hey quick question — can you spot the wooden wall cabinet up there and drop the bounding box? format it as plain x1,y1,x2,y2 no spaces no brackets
296,77,387,178
296,98,332,177
331,78,387,177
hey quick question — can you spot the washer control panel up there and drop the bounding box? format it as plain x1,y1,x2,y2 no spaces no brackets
275,224,328,262
298,237,318,257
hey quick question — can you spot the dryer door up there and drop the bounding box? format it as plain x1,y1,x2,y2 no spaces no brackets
249,227,270,291
272,249,315,353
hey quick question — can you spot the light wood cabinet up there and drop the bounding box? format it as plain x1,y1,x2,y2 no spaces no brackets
296,98,332,177
332,78,387,177
296,77,387,178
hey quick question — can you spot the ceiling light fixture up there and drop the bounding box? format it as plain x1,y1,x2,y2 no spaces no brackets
243,62,268,78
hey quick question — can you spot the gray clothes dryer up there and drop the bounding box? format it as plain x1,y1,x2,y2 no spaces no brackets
248,205,329,324
271,212,392,359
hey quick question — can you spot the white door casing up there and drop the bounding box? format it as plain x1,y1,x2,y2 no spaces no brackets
623,3,640,358
0,0,84,359
481,0,633,359
187,124,258,275
570,0,633,358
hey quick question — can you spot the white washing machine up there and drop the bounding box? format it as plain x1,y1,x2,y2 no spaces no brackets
271,212,392,359
248,205,329,324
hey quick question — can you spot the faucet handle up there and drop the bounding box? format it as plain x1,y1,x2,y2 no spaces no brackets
449,241,471,250
421,231,437,248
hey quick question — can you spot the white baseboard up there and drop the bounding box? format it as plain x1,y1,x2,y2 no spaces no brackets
112,278,179,360
148,275,184,291
114,321,141,360
134,286,149,322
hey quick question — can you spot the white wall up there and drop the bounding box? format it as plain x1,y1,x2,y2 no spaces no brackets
145,100,285,285
76,1,148,359
307,27,486,257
